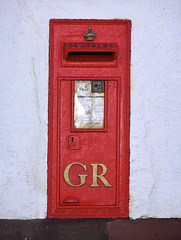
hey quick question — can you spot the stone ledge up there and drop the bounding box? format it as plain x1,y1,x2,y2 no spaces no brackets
0,218,181,240
107,218,181,240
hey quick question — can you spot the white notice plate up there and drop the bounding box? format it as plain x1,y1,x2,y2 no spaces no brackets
74,80,104,129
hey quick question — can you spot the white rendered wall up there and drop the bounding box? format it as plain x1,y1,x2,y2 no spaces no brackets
0,0,181,219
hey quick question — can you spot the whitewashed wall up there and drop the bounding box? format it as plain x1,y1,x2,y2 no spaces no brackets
0,0,181,219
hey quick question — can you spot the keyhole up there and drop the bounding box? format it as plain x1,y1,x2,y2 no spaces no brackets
72,137,74,142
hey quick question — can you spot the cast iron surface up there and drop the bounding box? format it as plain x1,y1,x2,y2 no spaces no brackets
48,19,131,218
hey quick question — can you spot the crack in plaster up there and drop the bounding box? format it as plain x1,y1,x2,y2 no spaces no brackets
31,56,42,127
143,118,156,216
18,0,43,39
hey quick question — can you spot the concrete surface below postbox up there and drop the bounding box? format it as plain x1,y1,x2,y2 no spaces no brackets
0,219,181,240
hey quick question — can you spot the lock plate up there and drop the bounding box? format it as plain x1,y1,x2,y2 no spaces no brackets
91,80,104,93
68,135,80,150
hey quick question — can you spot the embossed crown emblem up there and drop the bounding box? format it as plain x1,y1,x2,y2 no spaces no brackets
84,27,97,41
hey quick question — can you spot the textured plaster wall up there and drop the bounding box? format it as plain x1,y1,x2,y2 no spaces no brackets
0,0,181,219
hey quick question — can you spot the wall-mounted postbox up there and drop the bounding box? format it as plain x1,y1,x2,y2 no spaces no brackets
48,19,131,218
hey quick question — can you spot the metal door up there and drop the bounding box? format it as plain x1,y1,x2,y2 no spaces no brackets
59,79,119,206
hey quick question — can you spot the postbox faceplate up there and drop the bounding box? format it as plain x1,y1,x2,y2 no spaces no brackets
48,20,131,218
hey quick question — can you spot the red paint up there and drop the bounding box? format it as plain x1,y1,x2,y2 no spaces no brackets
48,19,131,218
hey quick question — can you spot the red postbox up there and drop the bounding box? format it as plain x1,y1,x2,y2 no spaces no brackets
48,19,131,218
